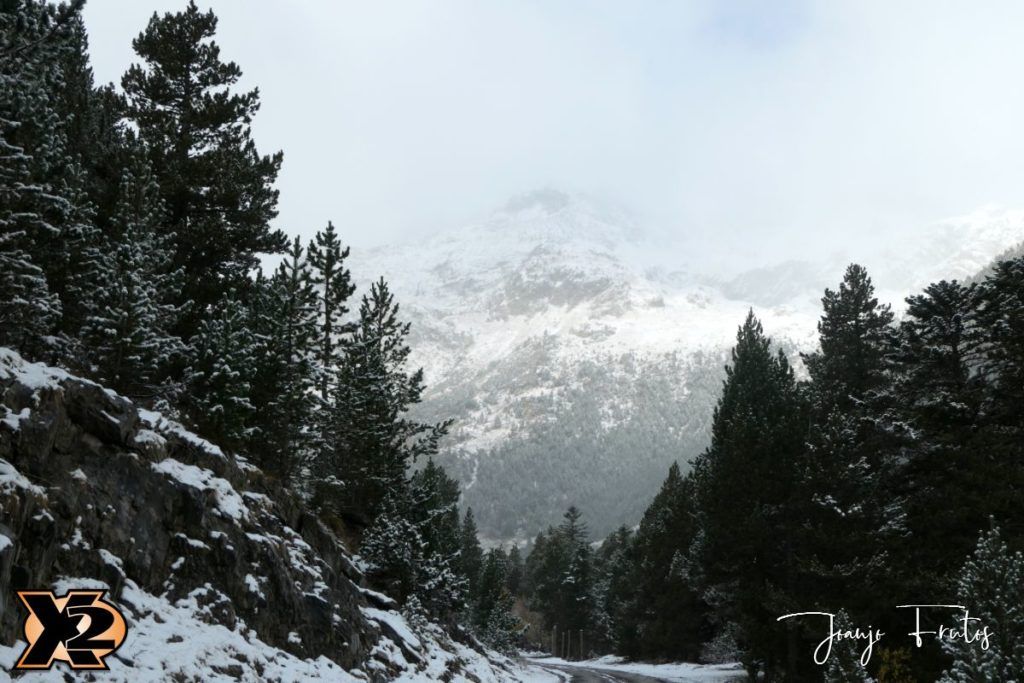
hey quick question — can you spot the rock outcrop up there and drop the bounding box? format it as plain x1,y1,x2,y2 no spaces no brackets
0,348,526,681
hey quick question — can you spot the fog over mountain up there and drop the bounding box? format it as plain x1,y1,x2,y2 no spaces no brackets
351,190,1024,541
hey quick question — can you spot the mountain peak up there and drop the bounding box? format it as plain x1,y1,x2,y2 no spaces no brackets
480,189,641,250
501,188,572,215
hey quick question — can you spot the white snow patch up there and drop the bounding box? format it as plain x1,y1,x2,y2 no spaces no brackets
1,406,31,431
151,458,248,521
98,548,124,572
0,458,44,495
139,408,225,459
361,607,421,650
528,654,746,682
174,532,210,550
244,574,265,599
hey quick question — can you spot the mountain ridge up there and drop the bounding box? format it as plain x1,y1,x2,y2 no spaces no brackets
350,194,1024,542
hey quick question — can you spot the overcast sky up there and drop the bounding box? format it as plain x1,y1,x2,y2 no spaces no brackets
83,1,1024,262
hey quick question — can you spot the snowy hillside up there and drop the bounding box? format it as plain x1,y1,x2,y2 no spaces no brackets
351,191,1024,541
0,349,540,682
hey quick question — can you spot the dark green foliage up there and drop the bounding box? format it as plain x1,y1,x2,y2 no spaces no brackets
2,0,499,661
361,491,423,604
11,4,1024,674
884,281,984,602
0,0,82,354
824,610,875,683
505,544,523,596
307,221,356,402
969,259,1024,543
800,266,904,652
408,459,467,618
523,506,595,659
79,149,184,399
328,278,450,521
122,1,286,333
691,311,808,680
52,15,127,229
617,463,706,661
459,508,484,598
938,525,1024,681
245,237,319,484
182,297,256,450
471,548,524,653
363,466,470,622
590,525,633,654
0,119,61,352
803,263,895,413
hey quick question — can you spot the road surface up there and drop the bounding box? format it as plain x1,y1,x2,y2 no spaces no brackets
532,661,674,682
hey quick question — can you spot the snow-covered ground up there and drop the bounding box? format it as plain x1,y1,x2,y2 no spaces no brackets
0,588,547,682
0,347,544,683
526,654,746,682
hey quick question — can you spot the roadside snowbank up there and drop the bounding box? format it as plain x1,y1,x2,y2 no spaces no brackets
527,654,746,682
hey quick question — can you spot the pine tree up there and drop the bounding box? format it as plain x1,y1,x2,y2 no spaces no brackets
889,280,986,596
45,12,125,340
824,610,876,683
803,264,895,413
329,278,450,521
0,5,99,343
800,265,903,647
522,509,598,657
473,548,523,653
556,506,594,656
460,508,484,598
481,587,523,655
940,525,1024,682
970,257,1024,546
0,0,85,354
245,236,319,484
361,491,423,604
52,14,127,227
409,458,467,618
506,544,524,596
525,527,562,633
591,525,633,655
0,122,60,353
622,462,705,660
122,1,286,334
414,545,466,622
182,297,256,449
691,311,807,680
78,150,184,399
307,221,356,402
975,256,1024,431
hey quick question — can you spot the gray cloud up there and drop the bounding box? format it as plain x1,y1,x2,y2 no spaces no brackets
83,1,1024,265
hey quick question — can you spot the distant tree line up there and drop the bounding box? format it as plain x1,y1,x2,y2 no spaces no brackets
521,262,1024,681
0,0,520,650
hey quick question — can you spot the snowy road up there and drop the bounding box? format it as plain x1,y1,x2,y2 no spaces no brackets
533,662,673,682
523,656,746,683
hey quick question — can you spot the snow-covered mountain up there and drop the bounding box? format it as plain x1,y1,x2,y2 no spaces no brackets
351,191,1024,542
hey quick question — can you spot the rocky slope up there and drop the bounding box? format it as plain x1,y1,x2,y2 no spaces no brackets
352,192,1024,542
0,348,530,681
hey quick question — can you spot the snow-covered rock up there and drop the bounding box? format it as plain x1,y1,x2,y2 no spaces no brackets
0,348,538,681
